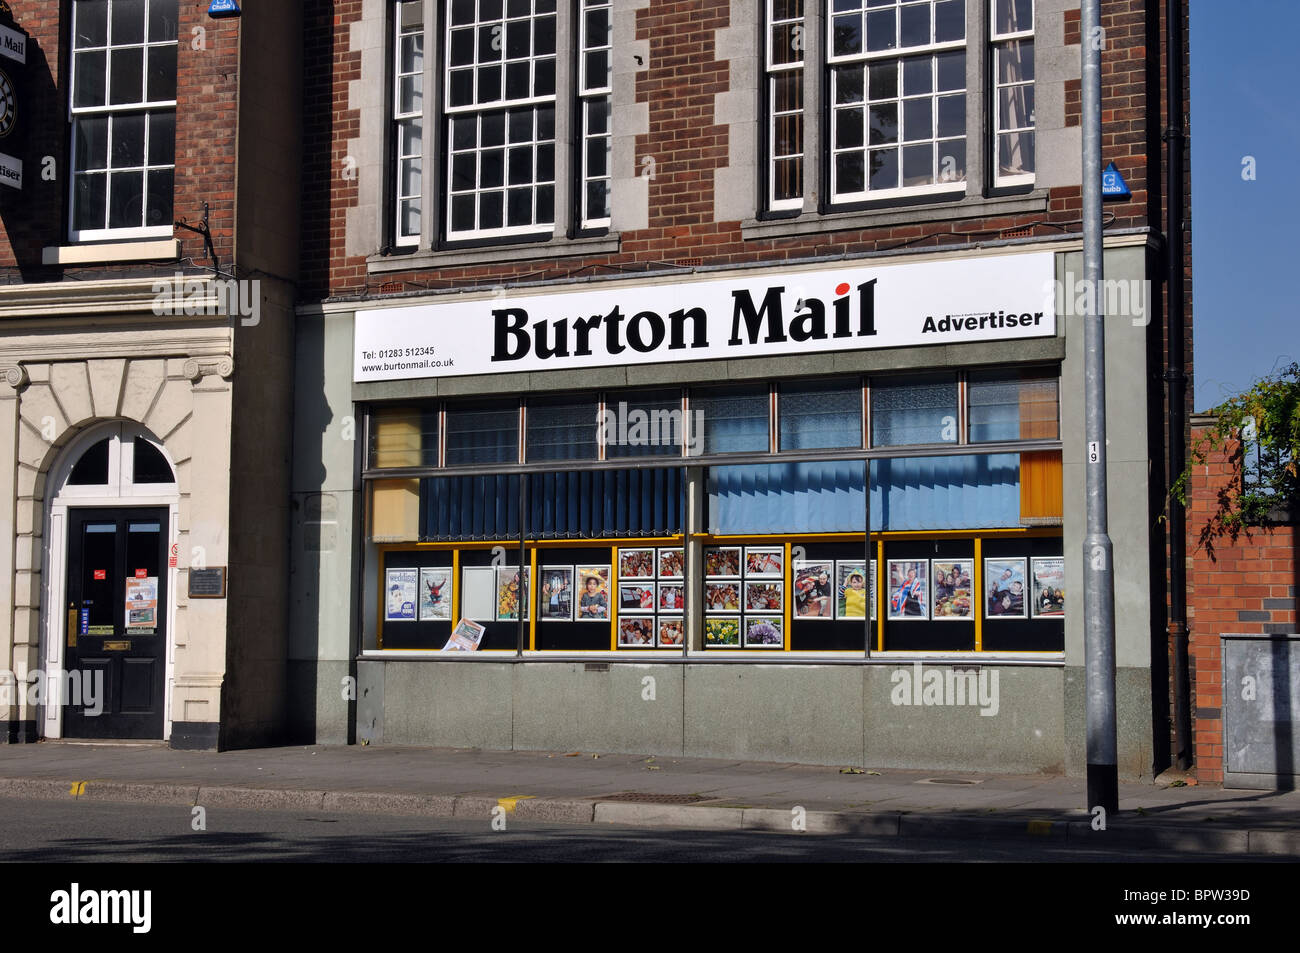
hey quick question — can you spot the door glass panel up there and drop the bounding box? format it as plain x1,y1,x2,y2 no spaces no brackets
125,520,162,634
81,522,118,634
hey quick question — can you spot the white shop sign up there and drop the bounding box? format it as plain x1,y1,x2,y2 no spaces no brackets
353,251,1055,383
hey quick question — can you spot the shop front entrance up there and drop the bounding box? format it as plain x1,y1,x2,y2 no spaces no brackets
62,507,169,739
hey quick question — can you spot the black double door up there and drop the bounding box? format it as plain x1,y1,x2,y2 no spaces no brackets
63,508,168,739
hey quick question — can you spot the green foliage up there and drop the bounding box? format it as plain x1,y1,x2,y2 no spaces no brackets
1173,362,1300,538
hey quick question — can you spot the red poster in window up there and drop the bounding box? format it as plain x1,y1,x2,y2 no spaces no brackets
93,570,106,580
135,568,148,578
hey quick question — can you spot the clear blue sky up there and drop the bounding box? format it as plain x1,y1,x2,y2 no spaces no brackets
1189,1,1300,410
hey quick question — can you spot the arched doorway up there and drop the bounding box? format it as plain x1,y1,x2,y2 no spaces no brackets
40,421,179,740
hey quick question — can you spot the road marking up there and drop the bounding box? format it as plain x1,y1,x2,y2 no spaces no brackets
1027,820,1053,836
497,795,535,814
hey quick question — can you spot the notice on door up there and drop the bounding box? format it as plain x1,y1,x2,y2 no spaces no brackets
125,576,158,634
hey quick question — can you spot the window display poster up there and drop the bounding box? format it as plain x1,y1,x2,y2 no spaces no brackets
618,616,654,646
441,618,486,652
657,618,684,646
618,548,655,578
985,557,1027,619
539,566,575,621
461,567,495,621
705,581,741,613
125,576,158,631
704,617,741,647
619,582,656,611
835,561,874,620
887,560,928,620
495,567,529,622
658,583,684,612
576,565,611,621
744,547,783,577
931,559,974,620
657,548,684,579
793,561,834,619
1031,557,1065,618
744,580,783,613
704,546,741,578
418,567,453,621
744,616,783,647
385,568,418,621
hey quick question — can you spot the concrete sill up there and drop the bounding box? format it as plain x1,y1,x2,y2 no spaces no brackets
42,239,181,265
367,233,621,274
742,192,1051,241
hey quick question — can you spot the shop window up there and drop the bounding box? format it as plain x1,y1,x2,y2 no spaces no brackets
604,389,687,459
778,379,863,451
444,401,519,465
69,0,179,240
968,368,1058,442
870,373,958,447
526,395,598,462
692,384,770,455
369,405,440,468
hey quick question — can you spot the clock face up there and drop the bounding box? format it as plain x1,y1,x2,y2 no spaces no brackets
0,69,13,138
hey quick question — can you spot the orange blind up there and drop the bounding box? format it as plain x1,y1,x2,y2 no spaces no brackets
1020,450,1063,522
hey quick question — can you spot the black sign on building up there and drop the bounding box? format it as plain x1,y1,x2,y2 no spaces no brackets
0,0,27,191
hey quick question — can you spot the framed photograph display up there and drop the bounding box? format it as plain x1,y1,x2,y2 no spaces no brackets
539,566,575,622
744,580,783,613
887,560,929,620
618,616,655,647
1031,557,1065,618
657,583,685,613
619,582,657,612
618,548,655,579
385,568,418,622
704,546,741,578
984,557,1027,619
744,616,784,648
494,567,529,622
657,618,685,647
792,561,834,619
657,547,684,580
418,567,453,621
704,581,741,613
930,559,974,621
835,560,876,620
744,547,783,577
575,565,611,622
704,617,741,647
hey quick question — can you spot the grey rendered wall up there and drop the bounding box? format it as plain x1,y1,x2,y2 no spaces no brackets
288,311,359,744
1059,245,1156,779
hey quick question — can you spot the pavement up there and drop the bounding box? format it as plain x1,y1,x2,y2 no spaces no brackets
1,741,1297,855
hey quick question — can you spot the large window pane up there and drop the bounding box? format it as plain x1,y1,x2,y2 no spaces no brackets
779,380,862,451
370,405,439,468
968,370,1059,442
527,396,598,462
445,402,518,465
605,389,686,458
692,385,770,455
870,374,958,447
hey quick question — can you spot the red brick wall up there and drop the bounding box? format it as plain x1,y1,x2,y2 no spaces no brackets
1185,422,1299,782
298,0,1175,301
0,1,239,278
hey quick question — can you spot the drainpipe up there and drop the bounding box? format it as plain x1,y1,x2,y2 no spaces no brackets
1165,0,1192,771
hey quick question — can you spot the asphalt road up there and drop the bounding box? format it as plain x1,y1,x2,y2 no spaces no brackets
0,797,1287,863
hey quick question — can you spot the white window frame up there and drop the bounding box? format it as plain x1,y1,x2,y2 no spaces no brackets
825,0,969,204
67,0,178,242
765,0,806,212
577,0,612,230
393,1,426,247
990,0,1035,188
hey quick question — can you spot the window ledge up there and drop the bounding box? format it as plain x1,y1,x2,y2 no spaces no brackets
367,233,621,274
42,239,181,266
741,192,1050,242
